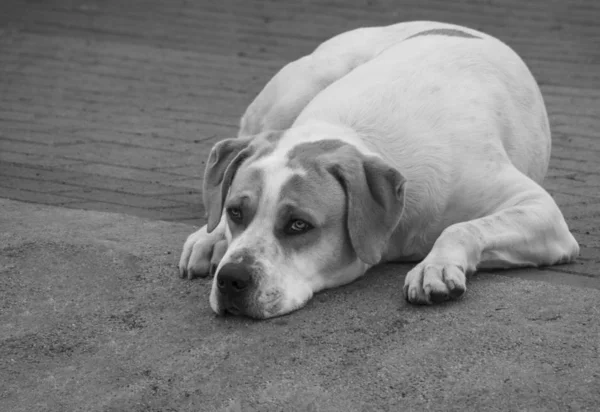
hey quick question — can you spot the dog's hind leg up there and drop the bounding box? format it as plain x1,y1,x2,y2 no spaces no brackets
403,168,579,304
238,27,397,137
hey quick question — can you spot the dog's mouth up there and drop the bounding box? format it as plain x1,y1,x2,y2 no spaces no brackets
224,304,242,316
211,282,306,319
215,295,284,319
215,292,261,318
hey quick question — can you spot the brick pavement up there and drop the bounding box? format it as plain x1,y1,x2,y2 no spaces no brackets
1,0,599,281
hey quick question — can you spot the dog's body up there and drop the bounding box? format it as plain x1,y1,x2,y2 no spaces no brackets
179,21,579,319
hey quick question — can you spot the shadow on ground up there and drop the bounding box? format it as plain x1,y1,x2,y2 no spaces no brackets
1,199,599,411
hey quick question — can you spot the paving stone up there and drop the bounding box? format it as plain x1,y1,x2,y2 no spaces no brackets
158,178,203,191
63,202,201,221
0,162,81,183
56,188,185,209
160,192,202,206
60,174,190,196
550,192,598,208
562,201,600,220
0,150,85,168
61,163,186,183
547,259,600,278
0,187,82,205
0,175,79,193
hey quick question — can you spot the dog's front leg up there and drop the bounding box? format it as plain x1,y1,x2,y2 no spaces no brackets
179,217,228,280
404,177,579,304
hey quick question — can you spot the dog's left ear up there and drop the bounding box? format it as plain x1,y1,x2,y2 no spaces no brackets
326,146,406,265
203,137,254,232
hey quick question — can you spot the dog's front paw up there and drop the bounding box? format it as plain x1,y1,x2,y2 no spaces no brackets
178,225,227,280
403,260,467,305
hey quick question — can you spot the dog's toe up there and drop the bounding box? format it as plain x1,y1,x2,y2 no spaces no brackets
443,265,467,299
404,261,467,305
447,279,466,299
178,226,227,281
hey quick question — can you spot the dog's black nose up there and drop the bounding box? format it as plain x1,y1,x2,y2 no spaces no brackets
216,263,251,295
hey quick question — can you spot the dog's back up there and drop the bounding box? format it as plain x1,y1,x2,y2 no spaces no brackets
292,25,550,184
240,21,484,135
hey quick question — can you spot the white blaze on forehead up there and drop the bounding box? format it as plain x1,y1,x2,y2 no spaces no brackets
252,151,301,215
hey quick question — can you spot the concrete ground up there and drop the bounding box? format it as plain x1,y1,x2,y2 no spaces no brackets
2,199,600,412
1,0,599,411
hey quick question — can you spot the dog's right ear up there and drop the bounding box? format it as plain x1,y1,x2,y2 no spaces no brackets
324,146,406,265
203,137,254,232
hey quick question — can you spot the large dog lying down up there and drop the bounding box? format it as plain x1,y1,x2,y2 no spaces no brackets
179,21,579,319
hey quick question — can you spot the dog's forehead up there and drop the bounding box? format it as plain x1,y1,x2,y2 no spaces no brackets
240,152,297,211
277,172,343,219
233,139,348,213
278,140,347,212
229,164,264,197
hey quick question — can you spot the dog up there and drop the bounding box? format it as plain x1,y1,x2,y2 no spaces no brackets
178,21,579,319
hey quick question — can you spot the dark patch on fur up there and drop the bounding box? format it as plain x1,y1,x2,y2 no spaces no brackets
226,168,264,237
286,139,349,170
285,139,406,265
406,28,480,40
204,131,284,231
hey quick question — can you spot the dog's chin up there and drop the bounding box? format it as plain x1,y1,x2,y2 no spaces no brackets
209,289,310,320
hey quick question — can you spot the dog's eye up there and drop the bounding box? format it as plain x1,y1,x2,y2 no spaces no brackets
285,219,312,235
227,207,243,223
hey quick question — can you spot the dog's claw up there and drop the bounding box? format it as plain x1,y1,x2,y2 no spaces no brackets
429,290,449,303
404,261,467,305
448,282,466,299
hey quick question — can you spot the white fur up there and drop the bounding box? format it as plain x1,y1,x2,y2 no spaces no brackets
180,21,579,316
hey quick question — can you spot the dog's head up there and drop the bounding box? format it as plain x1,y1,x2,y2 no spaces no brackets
204,132,406,318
